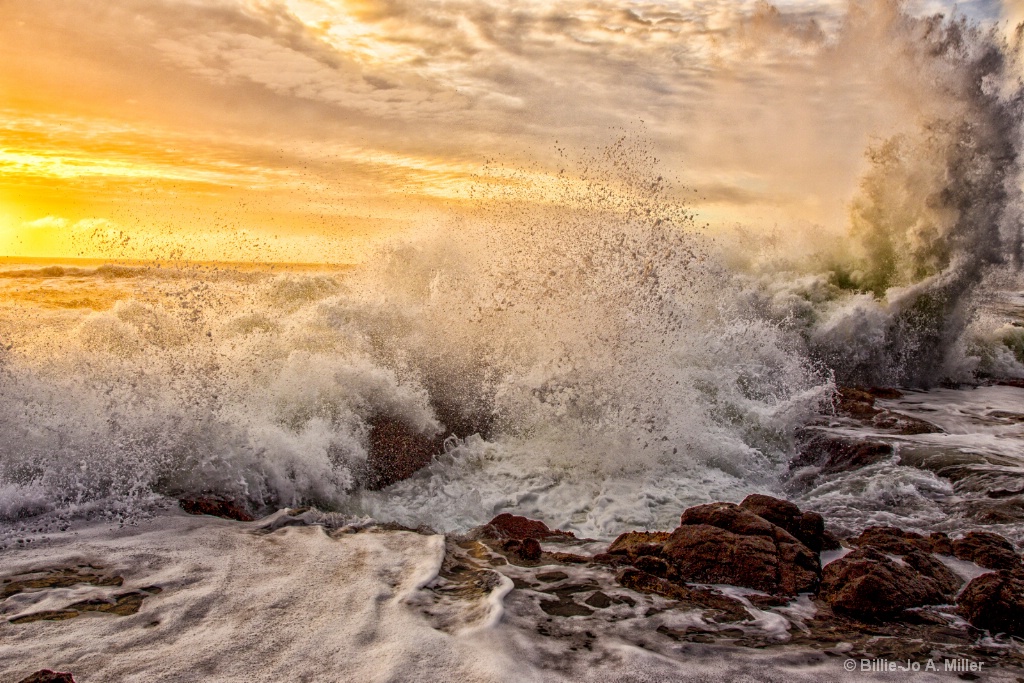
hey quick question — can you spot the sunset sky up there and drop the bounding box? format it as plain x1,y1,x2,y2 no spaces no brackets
0,0,1012,263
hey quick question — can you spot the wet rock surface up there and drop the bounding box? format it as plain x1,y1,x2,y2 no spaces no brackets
1,565,162,626
666,503,820,595
818,548,950,619
952,531,1021,570
957,569,1024,637
448,503,1024,674
18,672,76,683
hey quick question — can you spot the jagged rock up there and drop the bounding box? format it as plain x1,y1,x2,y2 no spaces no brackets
929,532,953,555
635,555,669,577
616,568,750,622
481,513,575,541
739,494,833,552
663,503,819,595
792,433,893,476
818,547,948,620
607,531,670,557
871,410,943,435
178,497,254,522
502,538,542,562
902,550,964,598
958,569,1024,636
18,672,75,683
851,526,933,555
365,415,443,490
951,531,1020,570
836,387,883,417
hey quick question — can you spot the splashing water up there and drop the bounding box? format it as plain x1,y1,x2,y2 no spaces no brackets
2,3,1024,539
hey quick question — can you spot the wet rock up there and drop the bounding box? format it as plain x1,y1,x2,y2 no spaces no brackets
871,410,943,435
607,531,670,557
929,532,953,555
502,538,542,562
851,526,932,555
2,567,122,600
792,433,894,476
664,503,819,595
540,597,593,617
18,672,76,683
585,591,612,608
836,387,882,417
178,497,254,522
616,568,750,622
365,415,443,490
537,571,569,583
957,570,1024,636
481,513,575,541
902,550,964,598
951,531,1020,570
818,547,947,620
634,555,669,577
739,494,832,552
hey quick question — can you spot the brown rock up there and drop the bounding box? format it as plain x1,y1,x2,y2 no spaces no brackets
902,550,963,599
482,513,575,541
851,526,932,555
616,569,751,622
18,673,75,683
607,531,670,557
502,538,542,562
663,507,820,596
635,555,669,577
739,494,831,552
178,497,254,522
792,433,893,476
679,502,776,537
836,387,882,417
365,415,442,490
818,547,947,619
957,570,1024,636
951,531,1020,570
928,532,953,555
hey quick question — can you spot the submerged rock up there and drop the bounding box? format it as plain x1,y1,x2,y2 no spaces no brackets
663,502,819,595
178,497,254,522
818,547,950,620
958,569,1024,636
951,531,1020,570
18,672,75,683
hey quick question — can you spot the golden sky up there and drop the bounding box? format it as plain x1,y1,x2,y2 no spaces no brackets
0,0,1008,262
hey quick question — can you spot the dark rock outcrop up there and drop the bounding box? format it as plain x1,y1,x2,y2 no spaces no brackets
951,531,1020,570
18,672,75,683
365,415,443,490
481,513,575,541
957,569,1024,636
792,433,894,476
503,538,542,563
663,503,819,595
178,497,254,522
851,526,933,555
607,531,670,559
818,548,950,620
739,494,836,552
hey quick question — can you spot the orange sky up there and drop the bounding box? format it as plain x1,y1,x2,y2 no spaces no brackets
0,0,1007,263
